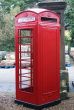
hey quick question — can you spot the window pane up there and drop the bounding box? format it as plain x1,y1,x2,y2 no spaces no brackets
19,30,31,37
20,38,31,44
18,29,33,92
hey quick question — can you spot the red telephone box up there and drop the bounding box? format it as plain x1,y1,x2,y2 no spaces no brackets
15,8,60,109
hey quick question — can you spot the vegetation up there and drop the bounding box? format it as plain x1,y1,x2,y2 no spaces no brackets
0,0,74,51
65,0,74,47
0,0,40,51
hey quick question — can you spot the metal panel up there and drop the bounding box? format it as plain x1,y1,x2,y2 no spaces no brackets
15,9,60,106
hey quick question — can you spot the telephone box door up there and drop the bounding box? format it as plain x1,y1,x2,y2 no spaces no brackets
15,28,36,103
18,29,33,92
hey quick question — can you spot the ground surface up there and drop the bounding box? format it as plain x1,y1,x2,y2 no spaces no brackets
0,57,74,110
0,57,74,92
0,92,74,110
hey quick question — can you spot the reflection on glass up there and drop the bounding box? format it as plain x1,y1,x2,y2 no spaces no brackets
19,30,31,37
20,38,31,44
19,29,33,92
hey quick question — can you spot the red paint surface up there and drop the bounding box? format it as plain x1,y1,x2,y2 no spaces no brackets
15,9,60,105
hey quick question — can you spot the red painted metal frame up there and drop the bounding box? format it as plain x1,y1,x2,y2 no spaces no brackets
15,9,60,106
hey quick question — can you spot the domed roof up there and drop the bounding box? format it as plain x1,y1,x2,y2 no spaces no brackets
27,8,48,13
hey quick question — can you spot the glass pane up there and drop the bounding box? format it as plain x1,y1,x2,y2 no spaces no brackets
20,38,31,44
18,29,33,92
19,30,31,37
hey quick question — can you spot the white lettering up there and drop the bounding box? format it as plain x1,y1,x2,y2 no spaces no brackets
18,16,35,23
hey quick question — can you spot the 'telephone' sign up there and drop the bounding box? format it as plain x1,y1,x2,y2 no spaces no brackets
18,16,35,23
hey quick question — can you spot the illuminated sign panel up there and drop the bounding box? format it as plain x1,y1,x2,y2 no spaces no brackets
18,16,35,23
